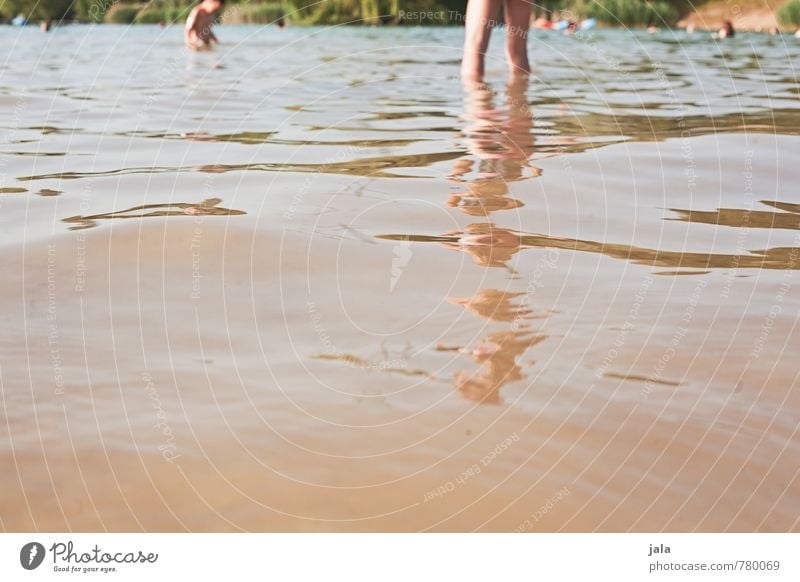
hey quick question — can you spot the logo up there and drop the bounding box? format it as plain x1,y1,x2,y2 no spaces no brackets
20,542,46,570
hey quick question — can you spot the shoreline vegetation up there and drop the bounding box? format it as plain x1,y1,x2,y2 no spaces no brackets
1,0,800,30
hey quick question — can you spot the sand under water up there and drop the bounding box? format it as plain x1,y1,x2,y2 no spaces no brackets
1,25,799,531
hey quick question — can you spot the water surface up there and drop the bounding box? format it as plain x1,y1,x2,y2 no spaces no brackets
1,24,799,531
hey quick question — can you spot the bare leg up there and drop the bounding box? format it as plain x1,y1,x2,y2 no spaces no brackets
461,0,502,81
503,0,531,76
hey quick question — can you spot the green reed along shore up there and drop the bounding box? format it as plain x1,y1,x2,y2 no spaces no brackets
779,0,800,26
2,0,798,28
0,0,694,27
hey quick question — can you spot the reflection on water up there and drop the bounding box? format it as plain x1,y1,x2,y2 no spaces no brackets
120,130,421,148
449,330,546,405
20,150,466,181
397,80,553,405
553,108,800,142
604,371,680,387
3,150,66,157
444,289,549,404
312,353,428,378
62,198,246,230
2,26,800,532
448,288,550,323
378,223,800,271
670,200,800,230
447,80,539,217
311,80,555,402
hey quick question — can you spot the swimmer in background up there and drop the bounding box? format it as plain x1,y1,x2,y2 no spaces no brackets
185,0,225,50
718,20,735,38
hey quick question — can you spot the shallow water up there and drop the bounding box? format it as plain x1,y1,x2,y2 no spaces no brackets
1,24,799,531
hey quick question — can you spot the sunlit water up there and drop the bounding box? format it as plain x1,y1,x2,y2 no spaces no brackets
1,24,799,531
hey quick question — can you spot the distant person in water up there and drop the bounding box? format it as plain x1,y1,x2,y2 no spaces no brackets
40,17,52,32
461,0,532,80
718,20,735,38
185,0,225,50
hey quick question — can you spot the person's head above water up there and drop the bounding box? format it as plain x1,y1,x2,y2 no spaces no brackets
719,20,735,38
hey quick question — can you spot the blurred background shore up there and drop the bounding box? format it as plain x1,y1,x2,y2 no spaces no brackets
1,0,800,33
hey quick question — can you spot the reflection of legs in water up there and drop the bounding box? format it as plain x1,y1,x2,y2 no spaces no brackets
461,0,531,80
449,289,550,322
444,287,549,406
448,76,538,217
458,78,534,163
453,330,546,404
442,223,523,269
446,176,524,216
